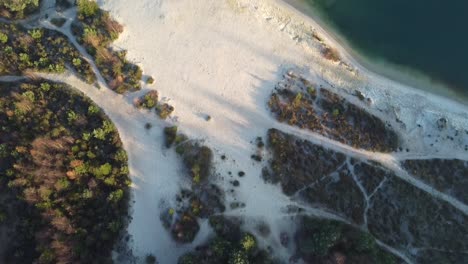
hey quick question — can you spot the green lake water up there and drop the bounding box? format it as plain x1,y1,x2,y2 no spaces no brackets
291,0,468,102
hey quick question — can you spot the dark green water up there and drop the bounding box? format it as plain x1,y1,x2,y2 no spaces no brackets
301,0,468,100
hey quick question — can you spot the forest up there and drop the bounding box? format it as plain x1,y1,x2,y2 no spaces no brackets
0,80,130,263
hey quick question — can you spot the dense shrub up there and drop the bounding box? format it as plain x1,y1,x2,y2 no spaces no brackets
268,73,399,152
146,76,155,84
322,46,340,62
178,216,276,264
160,130,226,245
77,0,99,18
0,0,40,19
295,217,398,263
134,90,159,109
0,23,96,83
156,103,174,119
176,142,213,184
72,1,143,93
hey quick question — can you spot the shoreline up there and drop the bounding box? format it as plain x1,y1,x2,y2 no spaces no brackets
280,0,468,105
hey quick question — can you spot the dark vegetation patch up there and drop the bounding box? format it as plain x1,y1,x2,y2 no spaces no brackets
134,90,175,119
134,90,158,109
263,128,345,195
56,0,73,11
156,103,175,119
256,136,265,148
299,166,366,225
176,140,213,185
402,159,468,204
50,17,67,27
146,76,154,84
295,217,398,264
265,129,365,224
251,154,262,162
351,159,390,194
0,0,40,20
163,126,178,148
72,0,142,93
322,46,340,62
0,80,130,263
178,216,277,264
162,185,225,243
268,72,399,152
263,128,468,262
251,136,264,162
161,129,225,244
415,249,468,264
0,23,95,83
367,175,468,262
230,201,245,209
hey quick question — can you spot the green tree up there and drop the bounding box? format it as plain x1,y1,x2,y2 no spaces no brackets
0,32,8,44
241,234,256,252
77,0,99,18
94,163,112,179
102,120,115,134
300,222,342,256
0,143,8,158
67,110,78,123
107,189,124,203
88,105,100,115
93,128,106,140
40,83,51,92
28,29,42,39
228,250,249,264
22,90,35,101
72,58,82,66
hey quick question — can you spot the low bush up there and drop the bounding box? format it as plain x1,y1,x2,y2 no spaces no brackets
50,17,67,27
164,126,178,148
134,90,159,109
322,46,340,62
147,76,155,84
146,254,157,264
156,103,174,119
176,142,213,184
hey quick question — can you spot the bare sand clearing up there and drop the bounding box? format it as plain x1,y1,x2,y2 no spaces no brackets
49,0,468,262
